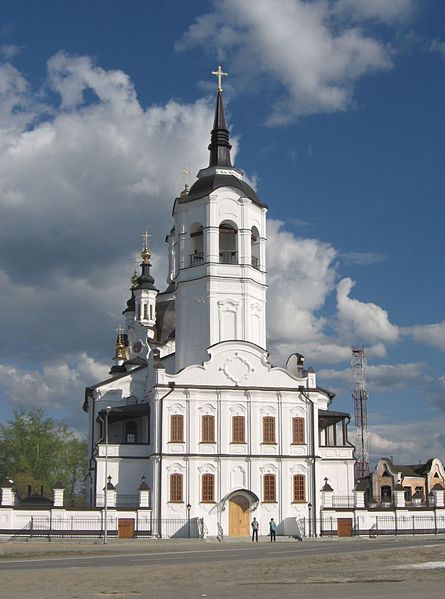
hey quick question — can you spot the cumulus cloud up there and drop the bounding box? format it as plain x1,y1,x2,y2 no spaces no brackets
369,420,445,464
266,220,336,350
404,321,445,351
0,353,108,423
0,52,220,369
336,277,399,344
177,0,392,123
319,362,431,394
334,0,417,24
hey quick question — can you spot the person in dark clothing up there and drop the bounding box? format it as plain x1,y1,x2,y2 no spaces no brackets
251,517,259,542
269,518,277,542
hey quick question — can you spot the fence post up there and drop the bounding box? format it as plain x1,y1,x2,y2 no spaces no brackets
376,516,378,535
30,516,33,538
412,515,415,535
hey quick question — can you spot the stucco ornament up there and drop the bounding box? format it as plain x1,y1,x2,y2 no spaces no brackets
219,352,254,384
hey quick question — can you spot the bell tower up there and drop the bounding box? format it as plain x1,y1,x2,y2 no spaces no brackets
172,67,268,371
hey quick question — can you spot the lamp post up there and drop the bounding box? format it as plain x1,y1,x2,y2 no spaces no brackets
104,405,111,545
308,502,312,538
186,503,192,538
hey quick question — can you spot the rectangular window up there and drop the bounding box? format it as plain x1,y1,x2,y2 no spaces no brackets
170,415,184,442
202,415,215,443
293,474,306,503
202,474,215,502
264,474,276,502
170,473,183,502
232,416,245,443
143,303,148,319
292,417,305,444
263,416,276,444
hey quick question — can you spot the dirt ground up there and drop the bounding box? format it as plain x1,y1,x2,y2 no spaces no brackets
1,539,445,598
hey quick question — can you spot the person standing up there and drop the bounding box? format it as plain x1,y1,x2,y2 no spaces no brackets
269,518,277,542
251,517,259,542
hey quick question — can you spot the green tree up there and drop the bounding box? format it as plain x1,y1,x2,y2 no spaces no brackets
0,407,87,505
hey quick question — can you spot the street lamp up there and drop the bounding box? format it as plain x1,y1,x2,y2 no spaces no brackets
186,503,192,538
308,502,312,538
104,405,111,545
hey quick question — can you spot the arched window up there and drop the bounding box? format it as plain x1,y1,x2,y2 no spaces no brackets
293,474,306,503
264,474,276,502
170,473,183,502
202,474,215,502
219,221,238,264
189,222,204,266
251,226,260,269
125,421,137,444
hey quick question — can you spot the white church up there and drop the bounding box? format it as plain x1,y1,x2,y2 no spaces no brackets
83,68,356,538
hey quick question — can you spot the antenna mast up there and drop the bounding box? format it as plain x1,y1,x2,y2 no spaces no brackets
351,346,370,480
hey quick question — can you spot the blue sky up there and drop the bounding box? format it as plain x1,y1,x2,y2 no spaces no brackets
0,0,444,465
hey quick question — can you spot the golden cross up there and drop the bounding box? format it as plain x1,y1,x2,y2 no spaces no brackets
142,230,151,251
181,167,191,188
211,65,228,92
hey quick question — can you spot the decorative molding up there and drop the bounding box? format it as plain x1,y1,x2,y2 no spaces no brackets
219,353,254,385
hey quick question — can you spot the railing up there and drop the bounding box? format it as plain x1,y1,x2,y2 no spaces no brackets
251,256,259,269
332,496,355,509
219,250,238,264
189,252,204,266
95,494,140,508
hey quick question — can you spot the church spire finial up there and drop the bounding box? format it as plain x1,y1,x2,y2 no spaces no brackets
208,65,232,168
141,231,151,264
211,65,227,92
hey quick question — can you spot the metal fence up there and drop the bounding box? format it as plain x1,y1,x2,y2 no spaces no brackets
5,515,204,539
299,514,445,538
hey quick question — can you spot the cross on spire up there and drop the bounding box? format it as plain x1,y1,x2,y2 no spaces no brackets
211,65,228,92
141,230,151,263
181,167,191,188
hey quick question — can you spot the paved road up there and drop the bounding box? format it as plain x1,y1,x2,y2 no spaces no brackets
0,537,444,570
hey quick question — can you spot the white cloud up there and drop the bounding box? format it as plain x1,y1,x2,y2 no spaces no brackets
335,0,417,24
369,419,445,464
339,251,386,265
177,0,392,123
404,321,445,351
319,361,430,394
336,277,399,344
0,353,108,409
266,220,336,346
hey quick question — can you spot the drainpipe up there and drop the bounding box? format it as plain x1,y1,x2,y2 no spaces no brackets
157,381,176,537
299,386,317,537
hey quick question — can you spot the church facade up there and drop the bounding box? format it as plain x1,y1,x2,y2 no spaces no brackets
83,72,355,538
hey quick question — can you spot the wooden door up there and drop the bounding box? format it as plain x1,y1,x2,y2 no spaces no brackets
118,518,135,538
337,518,353,537
229,496,250,536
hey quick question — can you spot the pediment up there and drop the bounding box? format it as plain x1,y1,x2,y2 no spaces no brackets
166,341,304,388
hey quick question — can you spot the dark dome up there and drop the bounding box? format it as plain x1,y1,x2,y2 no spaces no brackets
182,174,267,209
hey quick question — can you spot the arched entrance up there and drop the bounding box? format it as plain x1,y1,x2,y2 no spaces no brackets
228,495,250,537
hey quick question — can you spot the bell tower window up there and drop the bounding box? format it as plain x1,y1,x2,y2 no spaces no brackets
251,226,260,269
219,221,238,264
189,223,204,266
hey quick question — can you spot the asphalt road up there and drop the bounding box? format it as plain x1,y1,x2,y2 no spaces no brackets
0,536,444,570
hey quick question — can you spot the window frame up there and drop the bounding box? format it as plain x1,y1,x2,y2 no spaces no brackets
263,473,276,502
232,415,246,444
292,417,305,445
262,416,276,444
201,415,215,443
170,473,183,503
170,414,184,443
201,473,215,503
293,474,306,503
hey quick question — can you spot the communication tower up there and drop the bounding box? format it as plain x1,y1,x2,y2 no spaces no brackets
351,346,370,480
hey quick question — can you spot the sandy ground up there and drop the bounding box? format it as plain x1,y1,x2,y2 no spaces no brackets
1,539,445,598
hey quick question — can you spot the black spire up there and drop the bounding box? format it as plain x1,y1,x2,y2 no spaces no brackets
134,261,157,291
208,90,232,168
